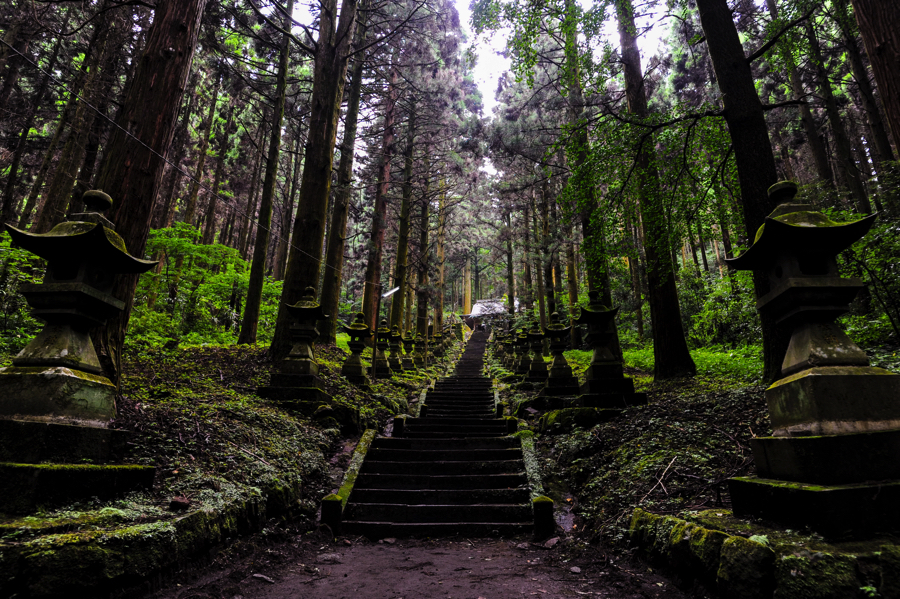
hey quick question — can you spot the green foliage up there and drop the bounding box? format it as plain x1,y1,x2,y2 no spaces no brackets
0,236,43,357
129,224,283,348
619,345,762,384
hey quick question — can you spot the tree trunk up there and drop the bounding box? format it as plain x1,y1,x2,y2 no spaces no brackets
506,207,516,316
271,0,360,360
274,133,303,280
849,0,900,151
531,191,547,329
435,181,446,332
695,0,789,382
93,0,208,384
522,203,533,313
616,0,695,378
360,63,398,334
240,125,267,259
319,18,369,343
0,28,65,223
183,82,219,227
238,0,293,344
806,22,871,213
464,255,472,315
390,99,416,332
565,225,581,346
202,101,235,245
764,0,835,186
416,178,430,338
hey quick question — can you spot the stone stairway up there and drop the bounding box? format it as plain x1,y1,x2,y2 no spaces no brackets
342,331,533,537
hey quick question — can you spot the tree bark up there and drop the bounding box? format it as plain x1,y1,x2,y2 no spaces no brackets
435,181,446,332
239,124,267,259
416,173,431,338
805,21,871,213
238,0,293,344
390,100,416,332
616,0,695,378
849,0,900,152
202,100,235,245
274,133,303,280
360,63,398,334
0,27,65,223
271,0,360,360
93,0,209,384
319,18,369,343
695,0,789,382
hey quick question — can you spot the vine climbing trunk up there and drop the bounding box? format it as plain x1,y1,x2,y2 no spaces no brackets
615,0,695,379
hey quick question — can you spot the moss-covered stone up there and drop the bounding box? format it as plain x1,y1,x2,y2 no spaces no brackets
774,551,859,599
717,536,775,599
879,545,900,597
538,407,614,434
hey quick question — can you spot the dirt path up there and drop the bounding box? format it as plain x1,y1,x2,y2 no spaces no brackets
150,531,690,599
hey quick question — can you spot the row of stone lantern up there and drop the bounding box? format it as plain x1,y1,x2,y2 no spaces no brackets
491,293,646,412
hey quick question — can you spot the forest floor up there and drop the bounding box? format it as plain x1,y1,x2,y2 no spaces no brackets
145,523,694,599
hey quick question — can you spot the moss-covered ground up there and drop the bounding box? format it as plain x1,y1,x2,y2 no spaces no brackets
0,338,454,595
490,345,769,547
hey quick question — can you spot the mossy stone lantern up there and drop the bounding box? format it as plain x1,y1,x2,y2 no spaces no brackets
726,181,900,535
514,328,531,375
0,190,156,425
539,312,579,396
432,328,445,358
388,325,403,371
341,312,372,389
0,190,157,512
260,286,332,404
401,332,416,371
372,319,392,378
412,332,426,368
525,325,548,382
573,291,646,410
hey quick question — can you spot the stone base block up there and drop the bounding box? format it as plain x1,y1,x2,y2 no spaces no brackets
0,366,116,426
766,366,900,436
750,429,900,484
538,407,621,434
0,462,156,514
401,359,415,371
269,373,326,389
258,386,333,404
343,374,371,391
0,419,133,464
729,476,900,536
580,377,635,395
539,377,580,397
578,392,647,409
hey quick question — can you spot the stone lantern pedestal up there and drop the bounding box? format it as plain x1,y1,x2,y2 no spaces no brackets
260,287,332,404
514,329,531,375
401,334,416,371
525,327,549,383
413,333,426,368
540,313,580,396
388,326,403,371
0,190,157,513
432,331,445,358
341,312,372,389
372,319,393,379
574,292,647,410
726,181,900,536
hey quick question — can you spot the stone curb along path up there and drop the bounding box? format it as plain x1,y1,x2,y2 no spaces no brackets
629,507,900,598
323,330,555,538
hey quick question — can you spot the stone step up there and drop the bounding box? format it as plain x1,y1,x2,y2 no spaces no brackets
372,437,519,450
361,459,524,475
365,447,523,462
344,503,532,523
349,488,531,504
341,521,532,537
354,472,528,490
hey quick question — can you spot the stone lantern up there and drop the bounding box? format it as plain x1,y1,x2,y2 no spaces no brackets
260,286,332,404
540,312,580,396
432,327,445,358
726,181,900,534
372,319,392,378
388,325,403,371
413,332,426,368
574,291,646,409
341,312,372,389
525,325,548,382
401,333,416,371
0,190,157,512
514,328,531,375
